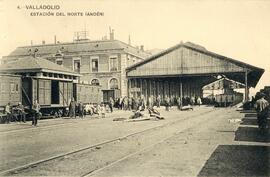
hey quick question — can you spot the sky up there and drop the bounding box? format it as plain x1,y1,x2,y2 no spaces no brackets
0,0,269,95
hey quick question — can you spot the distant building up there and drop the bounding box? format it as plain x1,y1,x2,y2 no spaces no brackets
2,31,150,99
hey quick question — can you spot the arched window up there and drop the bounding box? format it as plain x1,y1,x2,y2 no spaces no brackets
91,79,100,86
109,78,118,89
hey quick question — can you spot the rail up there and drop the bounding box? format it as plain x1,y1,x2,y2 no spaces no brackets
0,108,216,176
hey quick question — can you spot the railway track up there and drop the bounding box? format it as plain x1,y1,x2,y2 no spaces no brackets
0,108,219,176
0,113,124,135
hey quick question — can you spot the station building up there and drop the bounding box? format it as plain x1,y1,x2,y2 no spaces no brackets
2,32,150,100
2,38,264,105
126,42,264,103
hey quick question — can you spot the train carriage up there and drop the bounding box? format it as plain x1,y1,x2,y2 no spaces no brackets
0,56,101,117
74,83,102,104
0,74,22,107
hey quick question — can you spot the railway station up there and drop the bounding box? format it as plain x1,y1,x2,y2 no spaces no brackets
1,0,270,176
0,39,268,177
126,42,264,104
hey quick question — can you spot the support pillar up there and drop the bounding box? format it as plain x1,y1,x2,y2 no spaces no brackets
128,79,131,97
180,78,183,109
245,69,249,102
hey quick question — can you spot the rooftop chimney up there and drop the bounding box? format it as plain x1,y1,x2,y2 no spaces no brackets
109,27,114,40
140,45,144,51
128,35,131,45
54,35,57,44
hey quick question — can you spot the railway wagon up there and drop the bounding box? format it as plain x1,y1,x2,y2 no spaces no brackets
215,92,243,107
0,74,22,107
21,77,74,116
102,89,121,104
73,83,102,104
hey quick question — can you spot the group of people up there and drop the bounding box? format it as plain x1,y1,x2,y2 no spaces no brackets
3,99,40,126
254,93,269,133
114,95,202,112
68,98,108,119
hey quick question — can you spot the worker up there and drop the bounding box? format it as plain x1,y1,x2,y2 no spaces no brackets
148,95,153,109
78,102,84,118
254,93,269,132
17,102,26,123
177,97,182,110
164,96,170,111
69,97,77,118
32,99,40,126
197,97,202,107
5,102,11,124
156,95,161,108
109,97,114,113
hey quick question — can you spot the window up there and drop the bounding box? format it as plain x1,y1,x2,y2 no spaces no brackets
91,58,99,72
110,56,118,71
109,78,118,89
73,58,81,72
56,59,63,65
15,84,19,92
10,83,15,93
91,79,100,86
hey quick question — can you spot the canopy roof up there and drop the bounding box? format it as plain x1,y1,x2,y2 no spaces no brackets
0,56,80,76
127,42,264,87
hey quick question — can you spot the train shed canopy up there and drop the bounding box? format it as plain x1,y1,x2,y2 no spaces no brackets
126,42,264,88
0,56,80,81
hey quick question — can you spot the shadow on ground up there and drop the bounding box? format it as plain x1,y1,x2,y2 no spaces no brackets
235,127,270,142
198,145,270,177
236,113,270,143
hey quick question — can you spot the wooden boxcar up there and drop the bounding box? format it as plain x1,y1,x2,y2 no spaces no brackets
215,92,243,107
74,83,102,104
102,89,121,103
0,74,22,107
22,78,73,107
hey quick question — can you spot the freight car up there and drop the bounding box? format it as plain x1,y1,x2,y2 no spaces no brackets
0,56,102,118
74,83,102,104
0,74,22,107
215,92,243,107
0,74,102,118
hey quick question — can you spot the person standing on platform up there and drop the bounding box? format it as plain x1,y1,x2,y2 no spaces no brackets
128,97,133,111
32,99,40,126
191,97,195,107
254,93,269,133
78,102,84,118
109,97,114,113
5,102,11,124
148,95,153,109
100,104,106,118
133,96,139,111
69,98,77,118
165,96,170,111
140,95,146,111
17,102,26,123
197,97,202,107
156,95,161,108
177,97,182,110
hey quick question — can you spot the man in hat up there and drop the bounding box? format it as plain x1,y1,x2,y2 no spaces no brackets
17,102,26,123
5,102,11,124
254,93,269,132
69,97,77,118
32,99,40,126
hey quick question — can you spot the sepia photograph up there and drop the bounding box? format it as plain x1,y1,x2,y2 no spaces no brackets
0,0,269,176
